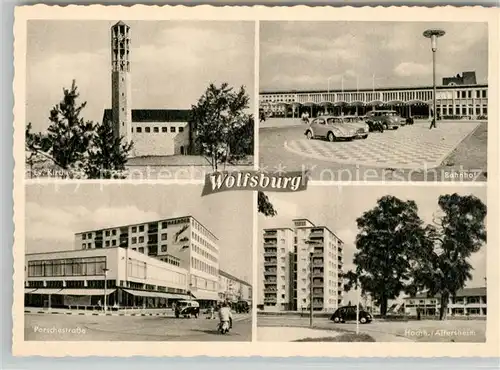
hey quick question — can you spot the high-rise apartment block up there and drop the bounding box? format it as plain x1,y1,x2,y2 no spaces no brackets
262,218,343,312
75,216,220,301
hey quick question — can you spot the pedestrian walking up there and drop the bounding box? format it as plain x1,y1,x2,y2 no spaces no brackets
429,117,436,129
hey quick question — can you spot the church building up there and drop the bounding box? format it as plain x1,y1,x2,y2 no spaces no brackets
103,21,194,157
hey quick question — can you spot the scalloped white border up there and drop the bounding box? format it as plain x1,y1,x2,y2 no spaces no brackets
12,4,500,358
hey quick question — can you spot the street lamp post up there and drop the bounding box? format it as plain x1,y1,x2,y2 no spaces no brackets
309,251,314,327
423,29,446,129
103,268,110,312
356,277,360,335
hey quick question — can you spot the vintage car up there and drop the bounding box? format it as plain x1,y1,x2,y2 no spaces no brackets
365,110,404,131
304,116,360,142
330,305,373,324
175,300,200,318
340,116,370,139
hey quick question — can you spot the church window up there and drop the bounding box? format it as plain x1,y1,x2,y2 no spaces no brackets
145,127,151,133
170,127,176,133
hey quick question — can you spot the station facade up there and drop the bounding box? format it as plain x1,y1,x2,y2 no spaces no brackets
260,73,488,120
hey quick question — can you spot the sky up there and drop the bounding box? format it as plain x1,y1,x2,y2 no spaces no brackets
25,183,253,284
258,185,487,304
260,21,488,92
26,20,255,132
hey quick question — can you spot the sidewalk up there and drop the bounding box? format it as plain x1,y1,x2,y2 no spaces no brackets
24,307,174,317
260,118,305,129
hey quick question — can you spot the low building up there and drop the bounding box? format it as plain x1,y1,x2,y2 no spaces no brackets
218,270,252,304
25,247,191,309
403,287,487,317
260,71,487,120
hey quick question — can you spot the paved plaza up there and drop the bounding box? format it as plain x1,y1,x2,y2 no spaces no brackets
257,315,486,342
285,120,480,169
25,312,251,341
259,118,487,181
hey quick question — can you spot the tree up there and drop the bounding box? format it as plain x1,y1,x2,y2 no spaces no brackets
25,80,132,179
84,120,133,179
344,195,428,316
26,80,95,174
258,191,277,217
189,83,251,171
406,193,487,320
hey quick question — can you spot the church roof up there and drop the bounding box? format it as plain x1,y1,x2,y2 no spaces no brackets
102,109,191,124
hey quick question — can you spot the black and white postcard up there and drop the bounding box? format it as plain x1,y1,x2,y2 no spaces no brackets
12,4,499,359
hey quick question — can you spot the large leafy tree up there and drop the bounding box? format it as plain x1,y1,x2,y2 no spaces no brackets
344,195,428,316
406,193,487,320
25,80,132,178
258,191,277,217
189,83,252,171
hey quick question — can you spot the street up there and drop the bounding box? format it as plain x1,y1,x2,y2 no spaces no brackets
25,312,251,341
259,119,487,182
257,315,486,342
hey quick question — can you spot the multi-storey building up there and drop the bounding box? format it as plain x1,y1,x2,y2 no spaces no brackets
261,219,343,312
75,216,220,303
262,227,294,310
404,287,487,317
259,71,488,120
218,270,252,304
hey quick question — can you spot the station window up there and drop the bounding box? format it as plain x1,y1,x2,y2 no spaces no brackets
153,127,159,133
145,127,151,133
136,127,142,133
162,127,168,133
170,127,176,133
139,236,144,243
179,127,184,132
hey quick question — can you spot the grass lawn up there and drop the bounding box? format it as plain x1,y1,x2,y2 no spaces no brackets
295,333,376,342
127,155,254,167
438,121,487,177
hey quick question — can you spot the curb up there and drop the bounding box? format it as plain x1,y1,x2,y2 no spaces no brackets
25,310,172,317
25,310,251,320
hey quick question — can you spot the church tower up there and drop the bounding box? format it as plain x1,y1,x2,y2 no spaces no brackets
111,21,132,145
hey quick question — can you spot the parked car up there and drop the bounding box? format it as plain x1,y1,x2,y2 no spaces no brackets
304,116,359,142
365,110,403,131
341,116,370,139
175,300,200,318
330,306,373,324
234,300,250,314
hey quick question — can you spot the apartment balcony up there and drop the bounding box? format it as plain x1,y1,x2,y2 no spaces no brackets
312,280,324,287
312,289,324,296
264,270,277,276
264,297,277,304
264,230,278,236
312,301,324,310
312,269,324,278
264,287,278,293
264,280,277,285
312,259,324,267
264,260,278,266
